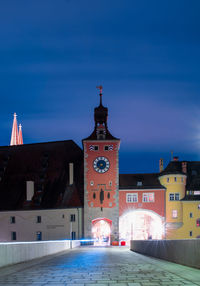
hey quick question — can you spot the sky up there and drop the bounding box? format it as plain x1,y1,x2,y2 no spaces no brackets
0,0,200,173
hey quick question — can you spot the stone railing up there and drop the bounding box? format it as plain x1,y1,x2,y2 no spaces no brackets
130,239,200,269
0,240,80,268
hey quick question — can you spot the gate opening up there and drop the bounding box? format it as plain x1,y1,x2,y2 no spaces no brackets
92,218,112,246
119,210,164,244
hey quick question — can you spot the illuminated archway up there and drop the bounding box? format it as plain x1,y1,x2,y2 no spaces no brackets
119,210,164,243
92,218,112,246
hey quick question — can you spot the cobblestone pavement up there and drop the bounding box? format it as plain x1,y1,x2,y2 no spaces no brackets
0,246,199,286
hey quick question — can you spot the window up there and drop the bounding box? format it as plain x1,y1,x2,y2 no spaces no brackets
190,231,193,237
174,177,177,182
104,146,109,151
196,218,200,227
36,231,42,241
70,214,75,222
169,193,175,201
137,181,142,187
11,231,16,241
37,216,41,223
198,204,200,210
94,146,98,151
62,214,65,219
109,181,112,187
175,193,180,201
167,178,169,183
126,193,138,203
10,216,15,224
181,177,184,182
143,193,154,203
93,193,96,199
90,181,94,186
107,192,110,199
71,231,76,240
172,210,178,218
190,212,193,218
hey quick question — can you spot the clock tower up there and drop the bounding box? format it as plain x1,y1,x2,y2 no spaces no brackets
82,87,120,244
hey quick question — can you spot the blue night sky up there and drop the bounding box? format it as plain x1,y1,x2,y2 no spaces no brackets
0,0,200,174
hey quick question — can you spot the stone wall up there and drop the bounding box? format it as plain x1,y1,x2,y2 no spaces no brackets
130,239,200,269
0,240,80,268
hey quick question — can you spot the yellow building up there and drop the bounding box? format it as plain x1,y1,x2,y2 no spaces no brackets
159,158,200,239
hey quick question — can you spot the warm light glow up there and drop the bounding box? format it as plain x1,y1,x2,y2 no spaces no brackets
92,219,111,246
119,210,164,243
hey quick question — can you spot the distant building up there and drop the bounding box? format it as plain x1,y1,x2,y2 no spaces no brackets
0,89,200,243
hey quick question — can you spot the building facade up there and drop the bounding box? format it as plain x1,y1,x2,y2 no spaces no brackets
0,90,200,243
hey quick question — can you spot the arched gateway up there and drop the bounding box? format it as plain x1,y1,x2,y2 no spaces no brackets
92,218,112,245
119,210,164,243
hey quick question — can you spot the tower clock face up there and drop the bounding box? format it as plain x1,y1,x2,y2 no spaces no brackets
93,156,110,173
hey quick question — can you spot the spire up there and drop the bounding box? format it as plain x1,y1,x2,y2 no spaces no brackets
94,85,108,127
18,124,23,145
10,113,19,146
96,85,103,105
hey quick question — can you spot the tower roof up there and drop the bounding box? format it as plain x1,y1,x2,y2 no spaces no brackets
83,87,119,141
10,113,19,146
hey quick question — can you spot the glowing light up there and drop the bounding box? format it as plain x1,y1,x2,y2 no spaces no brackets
92,218,111,246
119,210,164,244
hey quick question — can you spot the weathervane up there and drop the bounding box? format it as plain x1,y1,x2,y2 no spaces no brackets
96,85,103,105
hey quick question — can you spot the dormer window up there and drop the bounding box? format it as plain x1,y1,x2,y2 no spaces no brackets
137,181,142,186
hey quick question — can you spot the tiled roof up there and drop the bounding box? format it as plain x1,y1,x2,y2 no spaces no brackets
119,173,165,190
0,140,84,211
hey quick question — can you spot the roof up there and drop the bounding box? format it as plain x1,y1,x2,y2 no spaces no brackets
160,160,200,191
160,161,185,176
119,173,165,190
0,140,84,211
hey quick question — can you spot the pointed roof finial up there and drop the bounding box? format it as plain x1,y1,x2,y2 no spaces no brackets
96,85,103,105
10,113,19,146
18,124,23,145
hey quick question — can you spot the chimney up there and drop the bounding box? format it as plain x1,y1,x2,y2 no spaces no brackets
159,158,164,172
69,163,74,185
26,181,34,201
173,156,179,162
182,162,187,174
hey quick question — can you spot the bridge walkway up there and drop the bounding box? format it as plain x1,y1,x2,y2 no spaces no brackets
0,246,199,286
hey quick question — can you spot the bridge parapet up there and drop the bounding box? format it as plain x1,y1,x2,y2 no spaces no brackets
0,240,80,268
130,239,200,269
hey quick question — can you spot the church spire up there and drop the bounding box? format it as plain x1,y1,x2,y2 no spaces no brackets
10,113,19,146
18,124,23,145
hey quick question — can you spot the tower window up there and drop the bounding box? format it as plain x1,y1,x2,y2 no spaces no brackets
107,192,110,199
189,212,193,218
109,181,112,187
37,216,41,223
174,177,177,182
167,178,169,183
175,193,180,201
10,216,15,224
172,210,178,218
90,181,94,186
196,218,200,227
93,193,96,199
190,231,193,237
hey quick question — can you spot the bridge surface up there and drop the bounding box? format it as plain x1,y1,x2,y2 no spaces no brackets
0,246,199,286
